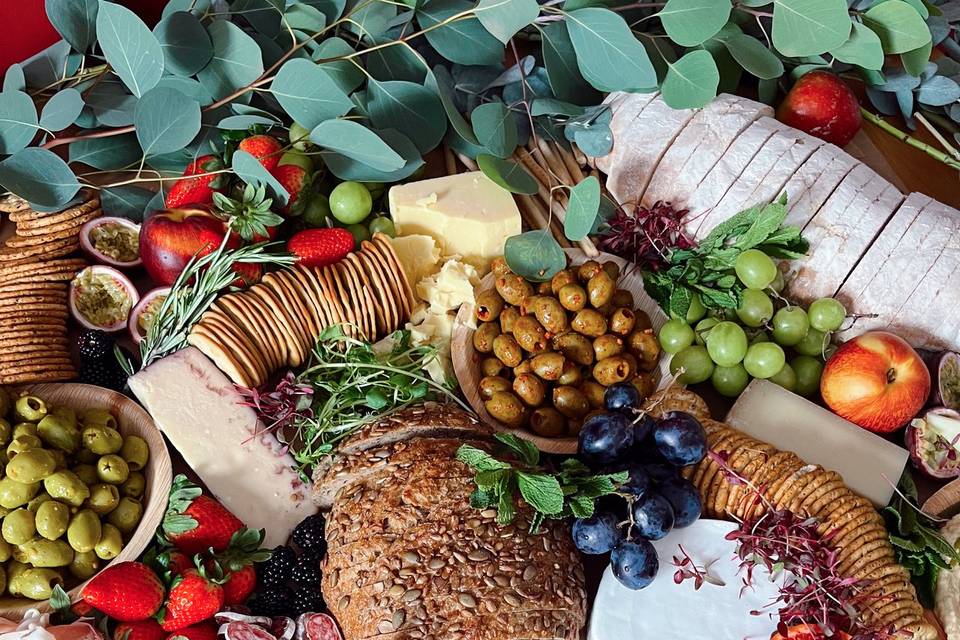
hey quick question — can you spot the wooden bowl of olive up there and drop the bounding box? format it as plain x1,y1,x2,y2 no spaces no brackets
452,249,671,454
0,383,171,618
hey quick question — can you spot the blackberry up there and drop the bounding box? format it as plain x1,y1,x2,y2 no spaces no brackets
259,545,296,587
77,330,115,361
291,589,324,615
292,514,326,551
290,553,321,585
79,358,127,392
249,586,293,617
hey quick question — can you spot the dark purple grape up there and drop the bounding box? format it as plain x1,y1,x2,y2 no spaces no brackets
632,413,655,444
604,382,640,413
572,512,622,555
619,464,650,497
611,539,658,590
657,477,701,528
631,494,675,540
653,411,707,466
643,462,678,483
578,412,634,465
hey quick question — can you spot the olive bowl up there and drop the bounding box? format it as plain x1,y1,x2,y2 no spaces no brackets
451,249,672,455
0,383,172,619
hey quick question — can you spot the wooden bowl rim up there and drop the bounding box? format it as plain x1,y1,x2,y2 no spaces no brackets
922,476,960,519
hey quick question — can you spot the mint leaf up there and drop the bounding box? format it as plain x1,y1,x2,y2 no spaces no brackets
568,495,595,519
890,534,925,553
49,584,71,612
497,489,516,524
494,433,540,466
456,444,511,472
470,488,494,509
559,458,591,477
475,468,506,490
517,472,564,515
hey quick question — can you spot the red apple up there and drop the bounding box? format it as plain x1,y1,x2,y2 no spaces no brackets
776,71,862,146
140,207,233,286
821,331,931,433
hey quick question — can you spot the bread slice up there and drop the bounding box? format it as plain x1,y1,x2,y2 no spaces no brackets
367,610,582,640
781,144,861,229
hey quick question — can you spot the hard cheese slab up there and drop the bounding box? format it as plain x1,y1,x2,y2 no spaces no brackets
725,379,908,507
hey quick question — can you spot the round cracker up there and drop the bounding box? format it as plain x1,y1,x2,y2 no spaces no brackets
13,209,101,237
770,463,819,508
785,470,837,515
837,535,893,576
353,249,393,335
9,196,98,223
716,441,774,517
695,430,751,504
361,240,403,331
187,326,253,388
703,435,757,517
0,369,76,384
827,505,884,549
235,291,286,370
336,259,371,341
261,273,312,358
690,426,740,489
200,311,267,388
270,270,321,345
326,263,359,338
724,445,776,518
277,269,322,341
371,233,414,317
215,296,278,374
808,486,854,520
1,341,70,355
291,265,332,332
249,284,306,368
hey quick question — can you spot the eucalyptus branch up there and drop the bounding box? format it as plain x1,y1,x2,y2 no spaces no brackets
861,108,960,172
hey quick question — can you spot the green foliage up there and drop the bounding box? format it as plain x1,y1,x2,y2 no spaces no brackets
0,92,39,154
270,58,352,129
471,101,518,158
134,86,201,156
0,148,80,209
476,155,538,194
771,0,850,58
96,1,164,98
566,8,656,92
309,119,405,171
657,0,730,47
564,175,601,241
862,0,931,54
661,49,720,109
504,229,567,282
154,10,213,77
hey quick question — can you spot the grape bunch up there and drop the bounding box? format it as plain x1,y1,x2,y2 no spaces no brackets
571,383,707,590
657,249,847,398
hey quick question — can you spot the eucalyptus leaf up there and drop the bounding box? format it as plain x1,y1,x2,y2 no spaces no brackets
566,8,657,92
233,0,284,38
344,0,397,40
96,1,164,98
305,0,347,23
21,41,73,89
271,58,353,130
68,133,141,170
3,65,25,93
198,20,265,101
901,40,933,77
428,65,480,146
723,33,784,79
100,185,154,221
39,88,84,131
530,98,585,117
309,119,405,171
218,114,279,129
866,87,901,116
830,21,884,70
418,0,504,66
572,119,613,156
314,37,366,93
366,40,428,83
475,0,540,44
771,0,851,57
564,176,600,241
541,22,599,105
917,76,960,106
233,149,290,203
661,50,720,109
285,3,328,31
46,0,99,51
0,91,40,154
476,154,538,194
154,11,213,77
471,102,518,158
156,76,214,106
657,0,731,47
503,230,566,282
0,147,81,209
85,79,137,126
367,80,446,153
323,128,424,181
134,87,202,156
161,0,211,17
484,56,536,91
863,0,932,54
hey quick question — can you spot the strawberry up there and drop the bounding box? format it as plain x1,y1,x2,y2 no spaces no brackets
115,619,167,640
220,565,257,605
160,570,225,632
238,135,283,172
165,623,218,640
205,527,271,606
72,600,96,618
214,183,284,244
165,155,223,208
271,164,312,216
162,475,243,555
287,228,355,269
81,562,165,622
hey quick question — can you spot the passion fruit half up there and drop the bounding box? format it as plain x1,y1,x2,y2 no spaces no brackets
69,265,140,333
129,286,171,344
79,217,142,268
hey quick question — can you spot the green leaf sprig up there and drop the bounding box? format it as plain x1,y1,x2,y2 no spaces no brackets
643,195,809,319
456,433,628,533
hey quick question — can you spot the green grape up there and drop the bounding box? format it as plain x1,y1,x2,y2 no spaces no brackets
302,194,331,228
707,307,735,321
669,346,714,385
795,328,829,357
748,330,770,344
735,249,778,289
368,216,396,237
658,319,695,354
278,150,313,171
736,289,774,328
289,122,311,150
675,293,706,323
768,362,797,392
808,298,846,332
768,269,785,293
693,318,719,345
792,356,824,397
705,321,748,367
330,181,373,224
711,364,750,397
743,342,786,379
346,223,371,244
771,307,809,347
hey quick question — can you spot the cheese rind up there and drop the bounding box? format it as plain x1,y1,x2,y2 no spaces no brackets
128,347,317,547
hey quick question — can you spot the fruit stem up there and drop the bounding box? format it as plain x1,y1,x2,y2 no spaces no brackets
886,367,897,384
860,108,960,172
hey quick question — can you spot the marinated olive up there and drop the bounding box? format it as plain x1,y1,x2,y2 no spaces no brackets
36,500,70,540
6,561,27,595
513,360,532,376
107,497,143,535
0,539,10,562
593,356,632,386
518,295,540,316
97,455,130,485
14,396,47,423
3,508,36,545
87,483,120,515
17,538,74,568
587,271,615,308
621,353,639,379
492,334,523,368
633,308,653,332
557,283,587,312
51,406,77,430
531,352,565,381
571,309,607,337
13,423,38,439
601,261,621,280
512,315,547,353
475,290,504,322
580,381,606,408
0,478,40,510
69,550,99,580
630,373,657,400
7,435,41,460
557,362,583,387
495,274,533,306
27,493,52,512
119,436,149,471
95,523,123,560
609,308,637,336
82,426,123,455
480,357,506,378
37,414,80,453
552,386,590,419
536,281,552,295
499,307,520,334
549,269,577,295
533,297,569,334
479,376,512,401
552,332,594,366
529,407,566,438
120,472,145,499
79,409,117,430
484,392,526,428
67,509,101,553
75,448,98,464
611,289,635,310
44,470,90,507
593,334,625,361
7,449,57,484
14,568,63,600
512,373,546,407
627,329,661,372
490,256,511,277
0,419,10,446
577,261,602,282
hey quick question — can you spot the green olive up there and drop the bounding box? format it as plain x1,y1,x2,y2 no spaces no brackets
37,414,80,453
557,361,583,386
489,256,511,277
79,409,117,431
0,419,10,446
87,483,120,515
495,274,533,306
67,509,101,553
499,307,520,334
6,560,27,595
7,434,41,461
72,464,98,486
611,289,635,310
532,297,569,335
0,539,10,563
18,538,74,568
475,290,505,323
74,448,99,464
518,295,540,317
511,315,547,354
13,423,38,439
609,308,637,336
484,391,526,428
601,261,621,281
513,360,532,376
97,455,130,485
536,281,552,295
558,283,587,312
82,426,123,455
552,332,594,366
577,261,602,283
3,508,36,545
27,492,52,512
529,407,566,438
7,449,57,484
587,271,615,309
14,396,47,423
94,523,123,561
120,472,145,500
550,269,577,295
593,356,632,386
0,478,40,509
472,322,500,354
512,373,546,408
44,470,90,507
492,334,522,368
552,386,590,419
479,376,512,401
630,373,657,401
69,550,100,580
593,334,625,361
50,406,77,430
35,500,70,540
480,357,505,378
580,381,606,408
621,353,639,378
627,329,661,372
531,352,566,381
14,568,63,601
571,309,608,338
106,497,143,535
119,436,149,472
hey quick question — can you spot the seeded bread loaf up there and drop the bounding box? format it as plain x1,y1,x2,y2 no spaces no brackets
315,404,586,640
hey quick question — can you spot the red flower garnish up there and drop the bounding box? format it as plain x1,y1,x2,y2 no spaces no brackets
596,201,694,271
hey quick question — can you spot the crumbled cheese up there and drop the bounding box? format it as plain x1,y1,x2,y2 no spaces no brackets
416,258,480,318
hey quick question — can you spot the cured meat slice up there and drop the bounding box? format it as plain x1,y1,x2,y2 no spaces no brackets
272,618,296,640
215,613,273,628
221,622,278,640
781,144,861,229
642,94,771,209
593,91,660,176
296,614,342,640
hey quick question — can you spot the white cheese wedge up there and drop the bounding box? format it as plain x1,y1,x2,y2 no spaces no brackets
391,234,441,286
387,172,521,273
726,379,908,506
128,347,317,546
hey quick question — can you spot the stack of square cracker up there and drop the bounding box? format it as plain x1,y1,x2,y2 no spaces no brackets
0,193,96,384
187,233,414,388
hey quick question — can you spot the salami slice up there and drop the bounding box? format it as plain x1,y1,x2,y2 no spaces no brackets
221,621,278,640
295,614,342,640
215,612,273,628
270,617,295,640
